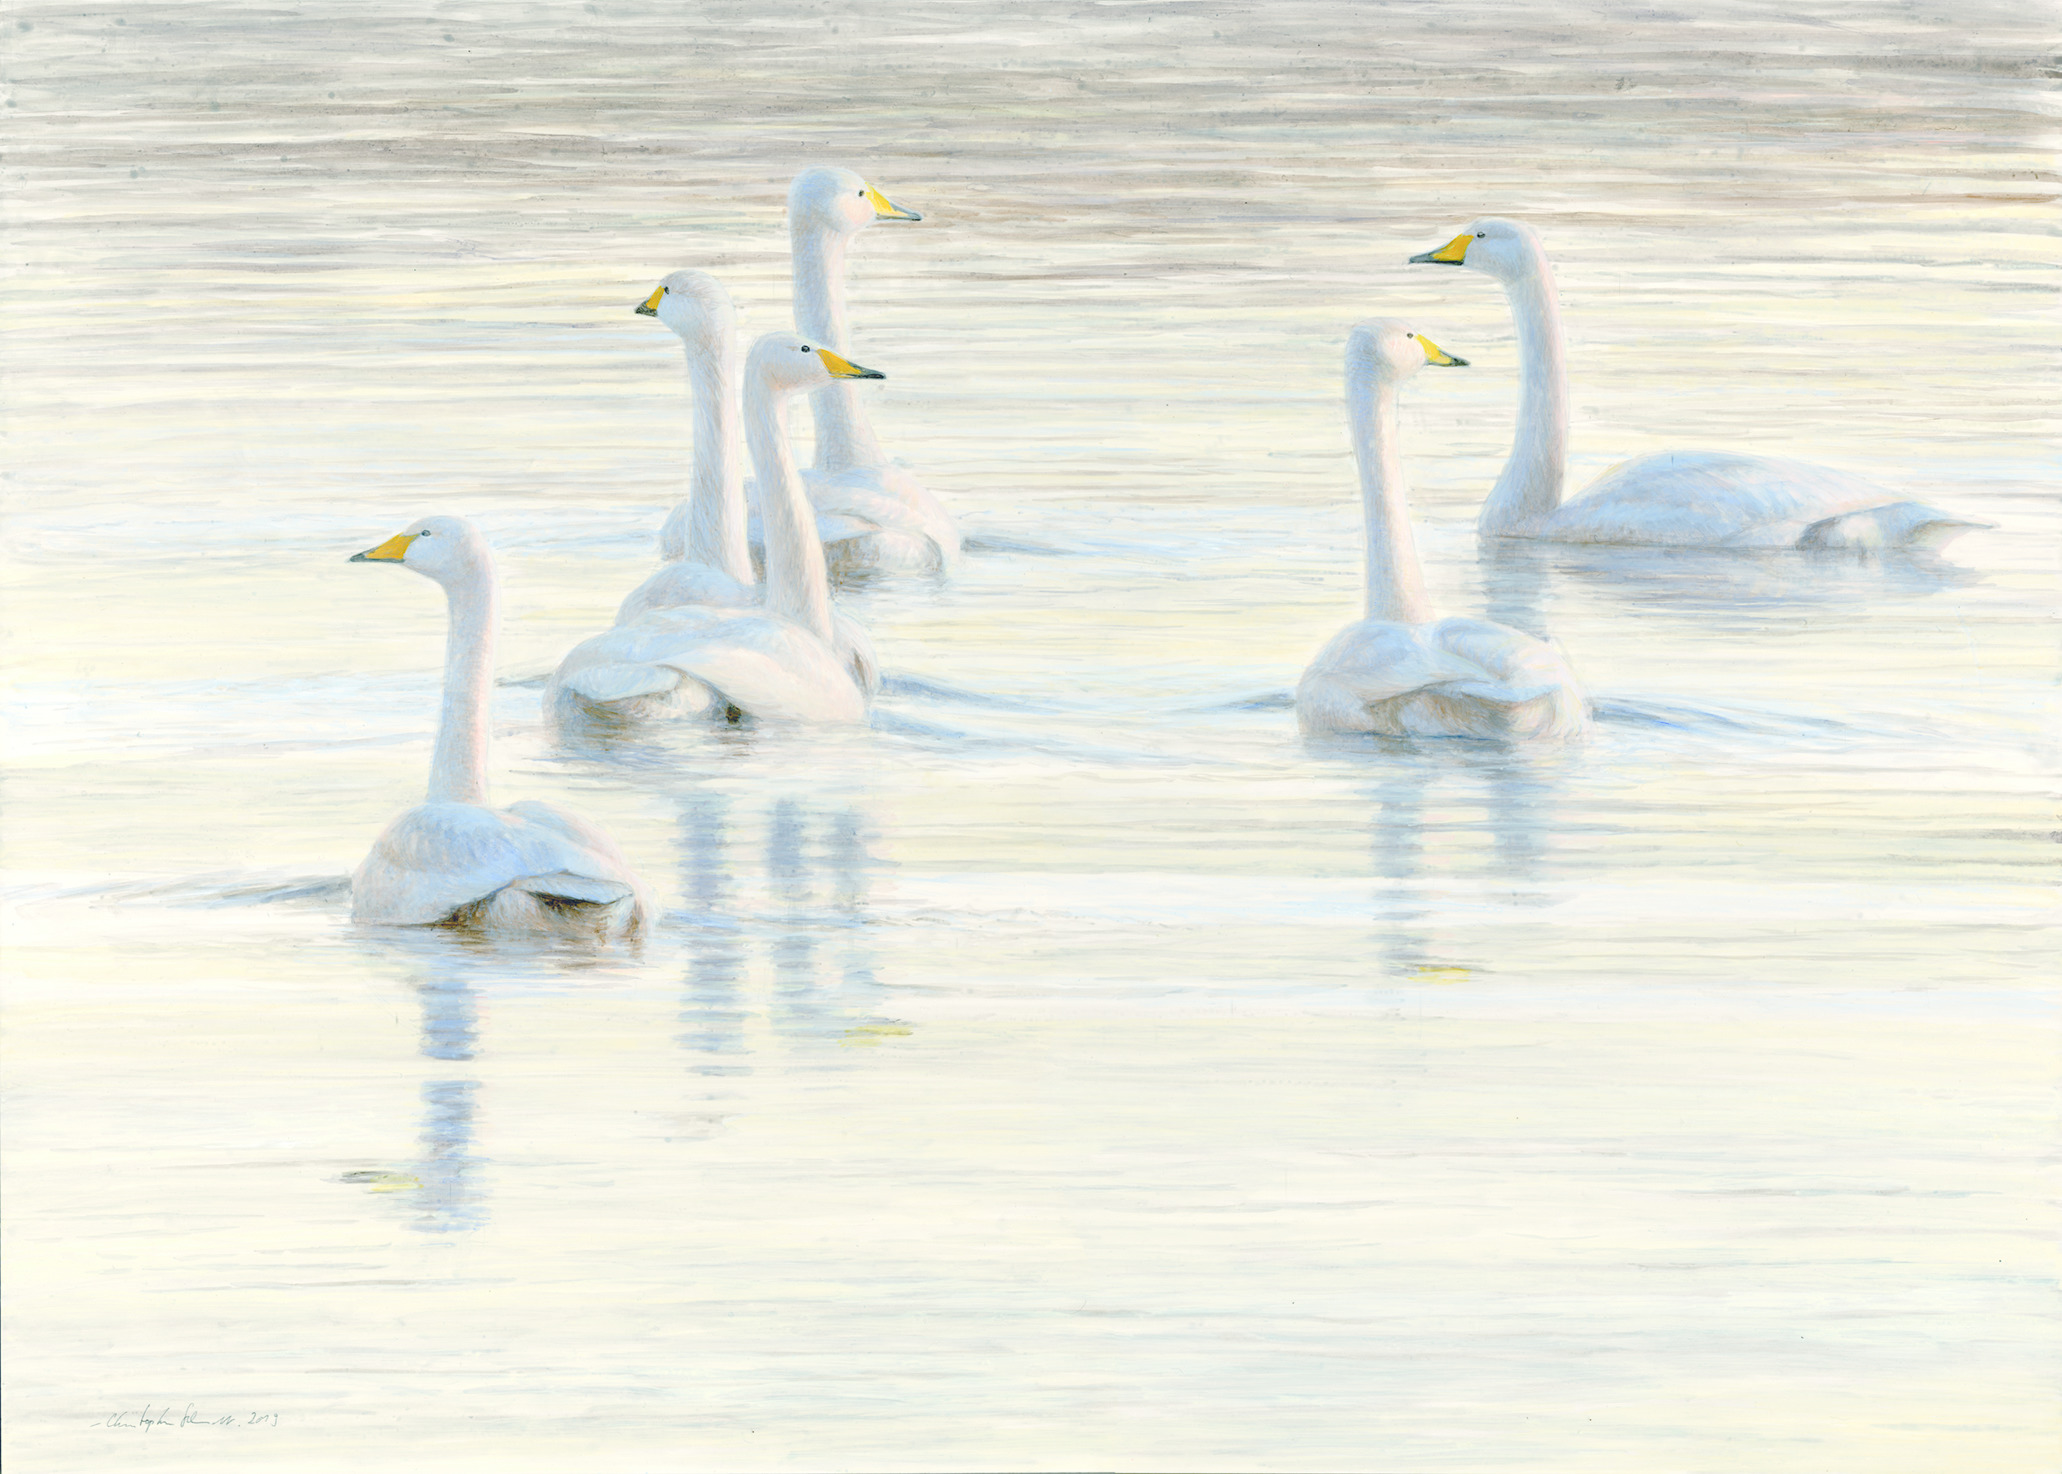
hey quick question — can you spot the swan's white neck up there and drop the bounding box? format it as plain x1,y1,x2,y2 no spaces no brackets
673,339,754,584
1480,252,1569,536
429,567,496,806
744,375,836,644
791,222,884,472
1349,367,1435,626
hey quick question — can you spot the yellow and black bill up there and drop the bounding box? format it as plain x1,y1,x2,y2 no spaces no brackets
1407,233,1473,266
350,532,415,562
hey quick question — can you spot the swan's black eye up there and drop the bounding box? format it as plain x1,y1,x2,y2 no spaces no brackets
801,344,814,353
418,529,432,537
1406,332,1415,338
856,189,865,198
1476,232,1486,238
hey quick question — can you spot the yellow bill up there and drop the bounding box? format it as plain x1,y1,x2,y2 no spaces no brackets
350,532,416,563
634,284,665,316
815,347,886,380
1415,332,1468,367
864,182,922,222
1408,232,1473,265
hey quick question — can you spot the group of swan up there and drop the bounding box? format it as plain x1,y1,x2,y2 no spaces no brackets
344,194,1990,930
1295,215,1989,737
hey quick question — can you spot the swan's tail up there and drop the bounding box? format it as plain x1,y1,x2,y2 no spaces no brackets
452,874,645,936
1799,501,1994,552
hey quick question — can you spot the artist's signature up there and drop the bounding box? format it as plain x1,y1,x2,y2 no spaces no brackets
94,1404,279,1430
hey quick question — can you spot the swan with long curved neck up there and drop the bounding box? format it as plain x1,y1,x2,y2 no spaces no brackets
624,269,755,615
1408,218,1991,550
783,165,960,572
348,516,652,933
613,268,878,691
548,334,878,725
1297,321,1590,740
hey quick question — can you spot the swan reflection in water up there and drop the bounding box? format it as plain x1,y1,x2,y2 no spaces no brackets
677,792,886,1075
349,928,629,1234
1479,536,1982,638
1364,744,1562,984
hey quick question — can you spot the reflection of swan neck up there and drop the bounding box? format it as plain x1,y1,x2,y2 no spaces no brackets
1349,367,1434,625
430,568,495,806
1481,253,1569,536
681,339,753,585
791,221,883,471
745,373,836,642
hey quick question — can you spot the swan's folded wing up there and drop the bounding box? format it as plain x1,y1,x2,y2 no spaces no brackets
551,608,728,706
563,610,865,724
657,618,867,723
1301,620,1495,703
614,560,757,625
1561,452,1897,546
503,801,650,912
351,803,559,925
1426,677,1563,707
743,479,886,546
558,662,685,705
804,464,962,562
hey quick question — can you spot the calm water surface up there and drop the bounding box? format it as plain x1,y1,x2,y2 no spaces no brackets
3,2,2056,1469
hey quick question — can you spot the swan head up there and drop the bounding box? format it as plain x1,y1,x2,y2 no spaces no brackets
746,330,885,398
1348,318,1469,383
787,165,922,237
634,268,738,349
350,515,490,586
1407,217,1542,281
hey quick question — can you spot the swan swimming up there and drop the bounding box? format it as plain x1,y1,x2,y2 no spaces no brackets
349,516,652,934
784,165,960,573
617,268,879,692
548,333,880,726
1408,218,1992,551
1297,320,1591,740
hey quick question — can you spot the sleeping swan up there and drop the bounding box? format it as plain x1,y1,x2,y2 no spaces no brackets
1409,218,1991,551
784,165,960,573
548,333,880,726
617,268,878,692
1297,320,1590,740
349,516,652,934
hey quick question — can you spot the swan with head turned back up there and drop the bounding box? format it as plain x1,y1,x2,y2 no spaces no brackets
1408,218,1991,551
348,516,652,934
1297,320,1590,740
781,165,960,573
613,268,878,692
548,332,878,726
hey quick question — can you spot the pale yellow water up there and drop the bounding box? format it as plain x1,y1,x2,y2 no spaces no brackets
3,2,2057,1470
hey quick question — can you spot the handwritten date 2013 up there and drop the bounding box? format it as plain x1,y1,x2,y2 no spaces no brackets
96,1405,278,1430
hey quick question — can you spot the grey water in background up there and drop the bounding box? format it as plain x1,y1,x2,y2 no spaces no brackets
3,2,2056,1469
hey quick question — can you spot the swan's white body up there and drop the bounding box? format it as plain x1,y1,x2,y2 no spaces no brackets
1297,321,1590,741
1409,218,1991,550
550,334,877,726
350,517,651,934
611,270,878,692
782,166,959,573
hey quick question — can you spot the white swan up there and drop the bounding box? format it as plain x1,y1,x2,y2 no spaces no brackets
622,269,756,620
1408,218,1992,551
619,269,879,692
784,165,960,573
349,516,652,934
1297,320,1591,740
548,333,878,726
